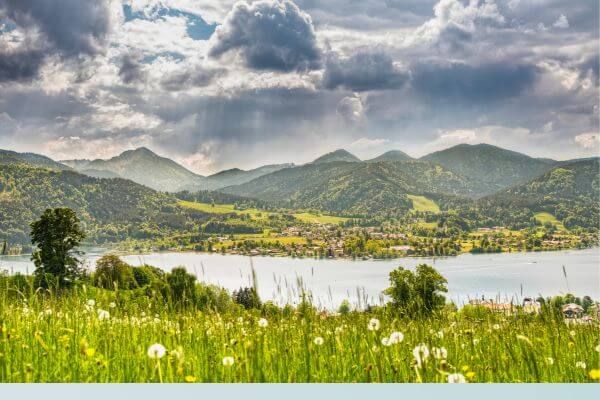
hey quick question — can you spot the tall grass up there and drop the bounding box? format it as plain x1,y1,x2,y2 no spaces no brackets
0,281,598,383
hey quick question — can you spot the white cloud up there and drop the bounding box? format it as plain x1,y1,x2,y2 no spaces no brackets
350,137,389,149
552,14,569,29
574,132,599,149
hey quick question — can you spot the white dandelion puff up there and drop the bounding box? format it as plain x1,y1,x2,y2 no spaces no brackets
413,343,430,368
258,318,269,328
432,346,448,360
447,373,466,383
97,309,110,321
381,337,391,346
367,318,380,331
388,331,404,344
314,336,324,346
222,356,235,366
147,343,166,359
576,361,586,369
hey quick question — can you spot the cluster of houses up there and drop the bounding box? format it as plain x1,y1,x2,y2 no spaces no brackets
467,297,599,321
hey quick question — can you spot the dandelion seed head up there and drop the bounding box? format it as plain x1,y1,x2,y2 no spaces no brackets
86,299,95,307
492,324,500,330
546,357,554,365
575,361,586,369
147,343,166,359
314,336,324,346
109,302,116,309
389,331,404,344
97,309,110,321
222,356,234,366
381,337,391,346
433,346,448,360
447,373,466,383
367,318,380,331
258,318,269,328
413,343,430,368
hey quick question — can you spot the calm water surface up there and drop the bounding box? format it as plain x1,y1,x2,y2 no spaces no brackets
1,248,598,309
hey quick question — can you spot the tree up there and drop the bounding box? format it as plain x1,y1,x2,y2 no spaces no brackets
384,264,448,315
233,287,262,309
30,208,86,288
93,255,135,290
166,267,198,307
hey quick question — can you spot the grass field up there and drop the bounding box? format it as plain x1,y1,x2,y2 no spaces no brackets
534,212,566,230
178,200,348,225
0,285,598,383
408,195,440,213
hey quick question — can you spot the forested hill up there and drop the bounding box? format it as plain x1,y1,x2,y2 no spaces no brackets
222,160,474,215
0,164,181,245
0,149,70,171
420,143,556,196
476,159,600,229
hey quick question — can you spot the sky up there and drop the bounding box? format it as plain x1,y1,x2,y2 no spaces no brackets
0,0,598,174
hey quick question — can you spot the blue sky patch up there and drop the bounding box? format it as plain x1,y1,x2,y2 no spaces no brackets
123,4,216,40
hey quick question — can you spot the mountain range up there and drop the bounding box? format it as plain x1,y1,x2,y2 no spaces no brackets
1,142,598,245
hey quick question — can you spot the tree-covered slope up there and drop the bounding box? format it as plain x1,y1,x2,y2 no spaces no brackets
200,163,295,190
1,149,70,171
420,143,556,197
222,161,474,215
0,164,183,245
476,159,599,229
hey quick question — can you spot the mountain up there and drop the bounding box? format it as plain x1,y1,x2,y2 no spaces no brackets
420,143,556,197
62,147,206,192
0,149,70,171
366,150,413,163
201,163,295,190
222,160,473,215
477,159,599,229
0,163,184,245
312,149,361,164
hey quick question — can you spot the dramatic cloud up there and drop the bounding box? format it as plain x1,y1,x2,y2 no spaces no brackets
0,0,118,81
0,0,598,170
412,62,538,103
323,50,408,91
208,0,321,71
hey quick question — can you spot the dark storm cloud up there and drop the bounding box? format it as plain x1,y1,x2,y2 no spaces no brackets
0,48,45,82
0,0,113,55
0,0,115,81
159,66,226,91
323,50,408,91
209,0,321,72
118,53,146,84
411,62,538,103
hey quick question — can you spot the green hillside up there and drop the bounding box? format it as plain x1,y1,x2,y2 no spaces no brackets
311,149,361,164
222,161,474,215
476,159,599,229
0,164,185,245
421,143,555,197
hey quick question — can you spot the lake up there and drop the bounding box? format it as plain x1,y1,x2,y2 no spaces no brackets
1,248,598,309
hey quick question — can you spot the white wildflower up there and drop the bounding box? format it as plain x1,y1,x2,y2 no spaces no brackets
222,356,234,366
576,361,586,369
258,318,269,328
147,343,166,359
447,373,466,383
381,337,391,346
86,299,96,307
389,331,404,344
109,302,116,309
492,324,501,330
97,309,110,321
413,343,430,368
314,336,324,346
367,318,380,331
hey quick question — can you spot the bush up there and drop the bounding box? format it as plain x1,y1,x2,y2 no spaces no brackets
93,255,135,290
166,267,197,307
233,287,261,310
384,264,448,316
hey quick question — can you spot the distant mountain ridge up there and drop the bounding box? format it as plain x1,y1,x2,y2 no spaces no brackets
420,143,557,196
366,150,413,163
63,147,206,192
1,149,70,171
312,149,361,164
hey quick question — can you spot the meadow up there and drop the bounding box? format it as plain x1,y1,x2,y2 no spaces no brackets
0,283,598,383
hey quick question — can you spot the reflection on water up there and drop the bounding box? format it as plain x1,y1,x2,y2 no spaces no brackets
1,248,598,309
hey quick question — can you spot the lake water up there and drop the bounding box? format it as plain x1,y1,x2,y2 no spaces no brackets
1,248,598,309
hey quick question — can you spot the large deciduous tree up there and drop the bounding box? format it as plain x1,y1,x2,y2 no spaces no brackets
30,208,86,288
